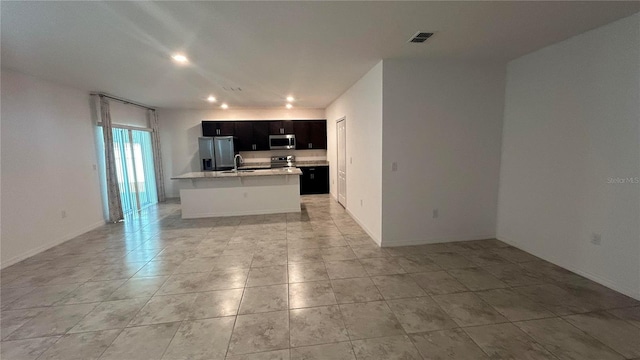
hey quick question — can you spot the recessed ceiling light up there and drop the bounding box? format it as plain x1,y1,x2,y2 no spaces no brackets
207,95,217,103
286,96,295,102
171,53,189,64
286,103,293,109
220,103,229,109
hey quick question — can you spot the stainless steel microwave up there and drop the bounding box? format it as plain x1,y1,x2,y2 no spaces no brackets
269,134,296,150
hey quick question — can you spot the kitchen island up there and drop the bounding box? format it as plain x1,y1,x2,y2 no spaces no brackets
171,167,302,219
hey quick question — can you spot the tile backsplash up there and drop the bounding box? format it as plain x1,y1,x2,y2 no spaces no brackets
240,149,327,164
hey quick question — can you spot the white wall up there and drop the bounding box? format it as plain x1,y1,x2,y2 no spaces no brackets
326,62,383,244
1,70,104,268
497,13,640,299
381,60,505,246
157,107,326,197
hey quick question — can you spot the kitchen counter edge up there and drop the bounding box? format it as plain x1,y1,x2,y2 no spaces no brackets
171,168,303,180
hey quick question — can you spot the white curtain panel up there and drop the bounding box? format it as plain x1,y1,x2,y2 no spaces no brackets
148,109,166,202
97,95,124,222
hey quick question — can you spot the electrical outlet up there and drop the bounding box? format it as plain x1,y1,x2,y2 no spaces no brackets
92,164,97,170
61,210,67,219
243,192,248,198
432,209,438,219
591,233,602,245
392,162,398,172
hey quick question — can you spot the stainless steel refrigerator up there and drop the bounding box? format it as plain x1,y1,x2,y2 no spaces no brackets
198,136,237,171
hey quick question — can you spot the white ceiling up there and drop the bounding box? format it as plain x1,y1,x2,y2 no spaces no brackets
2,1,638,109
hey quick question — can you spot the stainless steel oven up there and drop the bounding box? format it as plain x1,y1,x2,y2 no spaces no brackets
271,155,296,168
269,134,296,150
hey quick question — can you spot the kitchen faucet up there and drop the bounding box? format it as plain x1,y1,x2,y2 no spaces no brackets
234,154,244,172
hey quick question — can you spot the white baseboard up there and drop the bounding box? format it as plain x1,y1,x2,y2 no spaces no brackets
497,235,640,301
381,234,497,248
345,208,382,246
0,219,107,269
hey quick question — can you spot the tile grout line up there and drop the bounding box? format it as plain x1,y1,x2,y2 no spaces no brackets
223,225,247,359
3,197,638,359
555,314,630,359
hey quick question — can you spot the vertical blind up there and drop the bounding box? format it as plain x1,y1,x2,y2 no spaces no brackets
112,127,158,214
133,130,158,208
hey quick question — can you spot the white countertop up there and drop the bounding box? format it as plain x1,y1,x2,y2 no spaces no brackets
171,167,302,180
296,160,329,167
235,161,329,169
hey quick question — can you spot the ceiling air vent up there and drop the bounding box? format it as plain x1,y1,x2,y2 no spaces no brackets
409,32,434,43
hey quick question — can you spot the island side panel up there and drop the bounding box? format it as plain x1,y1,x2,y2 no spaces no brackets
179,175,301,218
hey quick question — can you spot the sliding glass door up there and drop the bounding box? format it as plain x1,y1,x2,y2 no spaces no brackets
112,127,158,214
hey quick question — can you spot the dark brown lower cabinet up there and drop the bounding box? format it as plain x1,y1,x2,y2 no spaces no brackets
299,166,329,195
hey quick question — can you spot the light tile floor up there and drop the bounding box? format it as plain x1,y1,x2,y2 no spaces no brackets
1,195,639,359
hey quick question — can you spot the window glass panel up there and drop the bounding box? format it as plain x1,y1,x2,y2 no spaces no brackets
132,130,158,208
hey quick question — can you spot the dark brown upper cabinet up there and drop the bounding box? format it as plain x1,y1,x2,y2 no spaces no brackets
252,121,270,150
202,119,326,151
269,121,294,135
202,121,235,136
294,120,327,149
308,120,327,149
234,122,253,151
293,121,310,150
234,121,270,151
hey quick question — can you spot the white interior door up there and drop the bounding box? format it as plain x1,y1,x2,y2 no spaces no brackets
337,118,347,207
